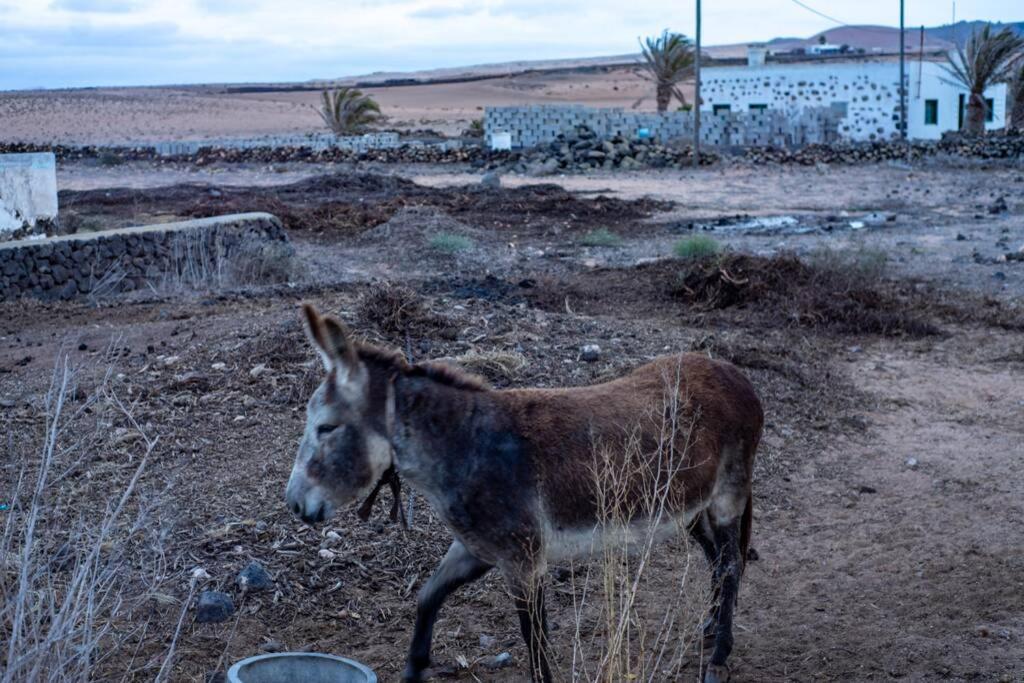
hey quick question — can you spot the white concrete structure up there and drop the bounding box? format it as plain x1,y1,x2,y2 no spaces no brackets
0,152,58,238
700,55,1008,141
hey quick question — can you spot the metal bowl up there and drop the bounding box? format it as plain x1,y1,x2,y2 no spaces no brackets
227,652,377,683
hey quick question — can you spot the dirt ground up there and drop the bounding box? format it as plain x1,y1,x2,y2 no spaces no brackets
0,67,667,145
2,161,1023,682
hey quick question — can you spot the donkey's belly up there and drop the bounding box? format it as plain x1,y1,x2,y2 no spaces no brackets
542,505,705,562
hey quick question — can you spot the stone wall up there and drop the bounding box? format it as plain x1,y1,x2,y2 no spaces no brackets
0,152,58,238
152,132,404,156
0,213,293,302
484,105,842,149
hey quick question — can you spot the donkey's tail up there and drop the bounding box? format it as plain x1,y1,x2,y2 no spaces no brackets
739,492,753,576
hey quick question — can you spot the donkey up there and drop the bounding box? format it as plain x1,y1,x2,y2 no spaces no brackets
286,304,763,683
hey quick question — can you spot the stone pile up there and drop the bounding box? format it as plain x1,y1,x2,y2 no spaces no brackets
0,213,292,302
486,125,718,175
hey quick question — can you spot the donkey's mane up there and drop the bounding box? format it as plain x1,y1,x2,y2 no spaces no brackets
357,343,489,392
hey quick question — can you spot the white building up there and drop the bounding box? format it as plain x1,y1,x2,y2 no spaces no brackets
700,51,1008,141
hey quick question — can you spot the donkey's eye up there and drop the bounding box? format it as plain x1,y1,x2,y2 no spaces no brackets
316,424,339,437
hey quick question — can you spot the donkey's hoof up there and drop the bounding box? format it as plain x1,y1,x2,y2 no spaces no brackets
402,665,425,683
704,663,731,683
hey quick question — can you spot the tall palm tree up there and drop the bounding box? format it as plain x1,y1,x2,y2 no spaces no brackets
942,25,1024,135
640,31,695,113
319,88,382,135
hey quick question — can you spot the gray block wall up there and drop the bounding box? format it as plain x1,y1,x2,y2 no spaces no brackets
484,105,842,149
0,213,293,301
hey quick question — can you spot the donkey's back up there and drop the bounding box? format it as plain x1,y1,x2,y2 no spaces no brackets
502,352,763,559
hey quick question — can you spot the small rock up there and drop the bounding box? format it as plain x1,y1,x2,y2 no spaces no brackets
236,561,272,592
211,362,227,371
78,342,88,351
482,652,512,671
190,566,211,583
905,457,919,470
857,485,878,494
955,233,967,241
249,364,267,378
480,172,501,189
196,591,234,623
580,344,601,362
479,634,497,649
260,639,286,653
318,548,337,561
989,196,1008,214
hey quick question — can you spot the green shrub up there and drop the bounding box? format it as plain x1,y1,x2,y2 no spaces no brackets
673,235,719,260
580,228,623,248
428,232,473,254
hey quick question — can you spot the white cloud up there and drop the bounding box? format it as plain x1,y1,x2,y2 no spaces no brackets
0,0,1019,89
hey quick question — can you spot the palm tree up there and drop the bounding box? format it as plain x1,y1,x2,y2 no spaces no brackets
640,31,695,113
319,88,382,136
1010,61,1024,131
942,25,1024,135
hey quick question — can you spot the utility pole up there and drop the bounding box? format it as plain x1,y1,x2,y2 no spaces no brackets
899,0,907,141
693,0,701,168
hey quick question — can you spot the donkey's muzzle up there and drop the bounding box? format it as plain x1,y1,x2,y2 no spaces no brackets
298,501,327,525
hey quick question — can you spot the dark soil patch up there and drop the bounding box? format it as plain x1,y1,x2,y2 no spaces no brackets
57,172,672,239
526,254,950,338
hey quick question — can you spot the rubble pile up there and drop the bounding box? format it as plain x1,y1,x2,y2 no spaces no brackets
486,125,718,175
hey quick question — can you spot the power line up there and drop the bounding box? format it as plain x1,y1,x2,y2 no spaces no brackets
786,0,914,39
788,0,847,26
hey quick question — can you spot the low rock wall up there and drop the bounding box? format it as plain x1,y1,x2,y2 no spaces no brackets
0,213,293,302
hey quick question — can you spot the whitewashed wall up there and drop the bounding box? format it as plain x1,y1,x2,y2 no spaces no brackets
0,153,58,238
701,59,1007,142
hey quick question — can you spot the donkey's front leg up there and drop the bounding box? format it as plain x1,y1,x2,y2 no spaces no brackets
404,541,491,683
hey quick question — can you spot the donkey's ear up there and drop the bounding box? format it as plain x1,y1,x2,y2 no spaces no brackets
301,303,358,371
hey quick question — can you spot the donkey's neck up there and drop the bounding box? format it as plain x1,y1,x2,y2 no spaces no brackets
389,375,516,493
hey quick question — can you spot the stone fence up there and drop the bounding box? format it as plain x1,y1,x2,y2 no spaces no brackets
0,213,294,302
484,105,843,149
152,132,403,156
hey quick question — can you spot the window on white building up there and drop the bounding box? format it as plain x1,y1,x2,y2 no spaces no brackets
924,100,938,125
713,104,731,115
749,104,768,111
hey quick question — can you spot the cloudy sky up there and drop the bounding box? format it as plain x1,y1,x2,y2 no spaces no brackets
0,0,1019,90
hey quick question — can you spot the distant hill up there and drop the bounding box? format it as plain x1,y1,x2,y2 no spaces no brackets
710,19,1024,59
924,20,1024,47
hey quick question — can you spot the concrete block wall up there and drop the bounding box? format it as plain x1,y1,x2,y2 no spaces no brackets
153,132,408,156
0,152,58,238
0,213,293,302
484,105,842,149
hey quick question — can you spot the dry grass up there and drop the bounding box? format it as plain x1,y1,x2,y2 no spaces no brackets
559,370,713,682
446,350,528,382
0,355,170,682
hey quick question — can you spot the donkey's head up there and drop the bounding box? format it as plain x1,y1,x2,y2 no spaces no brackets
285,304,394,524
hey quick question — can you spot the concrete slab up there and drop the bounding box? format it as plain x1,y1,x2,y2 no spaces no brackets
0,152,58,238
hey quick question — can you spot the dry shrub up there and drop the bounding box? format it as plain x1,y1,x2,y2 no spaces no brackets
0,356,169,682
565,371,713,682
674,249,941,337
356,282,450,337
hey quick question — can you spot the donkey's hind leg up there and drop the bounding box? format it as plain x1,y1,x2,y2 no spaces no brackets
704,517,743,683
505,570,553,683
689,512,722,645
404,541,492,683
